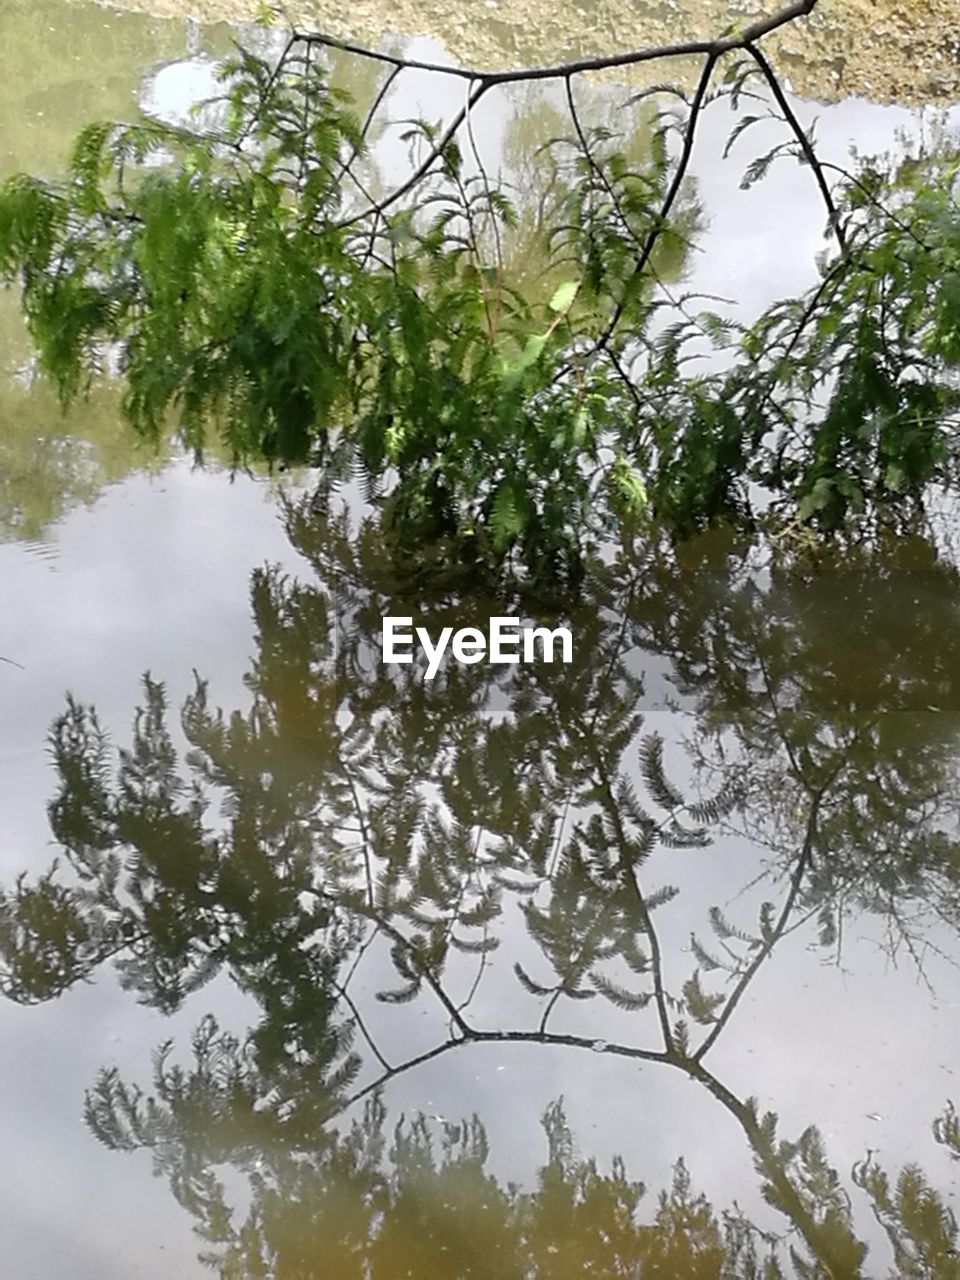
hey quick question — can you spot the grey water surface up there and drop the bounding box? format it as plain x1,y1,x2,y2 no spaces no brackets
2,3,960,1276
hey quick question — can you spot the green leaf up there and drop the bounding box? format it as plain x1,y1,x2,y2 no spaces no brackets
639,734,683,810
519,333,548,368
797,476,835,521
884,464,906,492
590,970,652,1011
491,480,526,549
500,333,549,383
740,146,781,190
682,971,724,1025
608,455,649,522
548,280,580,313
560,405,589,449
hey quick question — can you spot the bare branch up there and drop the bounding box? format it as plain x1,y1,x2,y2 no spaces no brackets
745,42,847,254
295,1,821,87
596,51,718,353
305,1,822,235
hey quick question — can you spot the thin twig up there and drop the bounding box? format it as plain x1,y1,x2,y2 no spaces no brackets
693,760,845,1061
745,43,846,254
596,51,719,353
337,1026,670,1116
332,976,392,1071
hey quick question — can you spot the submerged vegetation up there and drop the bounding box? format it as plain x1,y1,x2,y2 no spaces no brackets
0,0,959,584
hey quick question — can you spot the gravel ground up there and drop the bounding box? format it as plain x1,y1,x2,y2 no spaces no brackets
86,0,960,104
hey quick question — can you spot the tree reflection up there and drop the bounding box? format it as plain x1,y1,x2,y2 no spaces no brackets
3,503,960,1275
0,0,190,540
87,1060,812,1278
634,530,960,963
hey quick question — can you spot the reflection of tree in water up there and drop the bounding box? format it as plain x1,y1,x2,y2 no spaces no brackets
3,505,960,1275
0,370,172,541
636,531,960,961
90,1069,783,1277
0,0,191,540
496,81,697,307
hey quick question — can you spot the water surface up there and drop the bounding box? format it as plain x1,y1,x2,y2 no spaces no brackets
2,3,960,1276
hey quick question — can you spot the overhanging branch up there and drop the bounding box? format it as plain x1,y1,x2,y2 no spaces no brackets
293,0,821,86
293,1,822,231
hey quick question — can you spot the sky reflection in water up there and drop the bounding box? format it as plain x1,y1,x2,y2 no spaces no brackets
2,3,960,1275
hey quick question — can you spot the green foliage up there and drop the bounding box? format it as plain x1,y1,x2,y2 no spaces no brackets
682,970,725,1025
84,1061,779,1279
0,45,692,587
4,40,960,571
854,1107,960,1280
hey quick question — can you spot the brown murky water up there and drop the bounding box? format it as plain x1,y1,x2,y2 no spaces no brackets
2,2,960,1276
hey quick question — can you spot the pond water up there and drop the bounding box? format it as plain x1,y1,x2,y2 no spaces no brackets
2,2,960,1277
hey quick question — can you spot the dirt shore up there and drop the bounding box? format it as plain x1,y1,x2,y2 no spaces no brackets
90,0,960,103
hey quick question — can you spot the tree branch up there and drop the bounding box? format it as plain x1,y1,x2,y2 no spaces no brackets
319,0,822,233
295,1,821,86
745,42,847,254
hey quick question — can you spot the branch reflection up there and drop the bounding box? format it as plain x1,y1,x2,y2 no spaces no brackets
4,504,960,1277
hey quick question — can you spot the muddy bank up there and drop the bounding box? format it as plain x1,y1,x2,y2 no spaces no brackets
88,0,960,104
